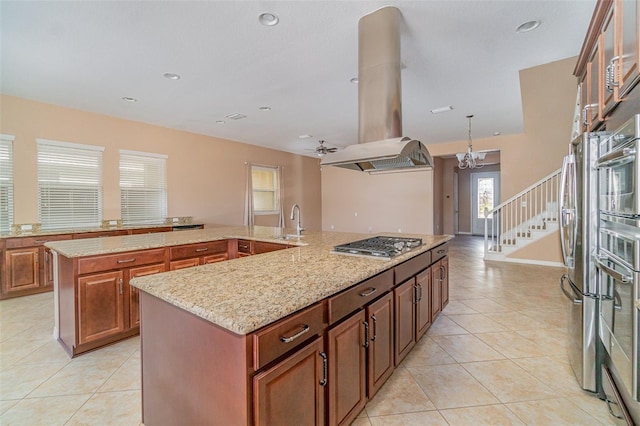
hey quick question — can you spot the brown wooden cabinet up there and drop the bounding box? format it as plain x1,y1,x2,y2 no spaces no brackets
78,270,125,345
394,277,416,366
253,336,326,426
327,310,367,426
415,268,432,341
129,263,166,328
617,0,639,98
59,248,166,356
366,292,394,398
2,234,72,299
169,240,229,270
431,265,442,322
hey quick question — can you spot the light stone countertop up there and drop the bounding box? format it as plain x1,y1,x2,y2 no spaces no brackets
1,222,195,240
113,226,451,335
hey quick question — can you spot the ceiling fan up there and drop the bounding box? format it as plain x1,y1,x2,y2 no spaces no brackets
307,140,338,157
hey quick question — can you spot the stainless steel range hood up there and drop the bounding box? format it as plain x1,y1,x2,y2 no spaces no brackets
321,6,433,173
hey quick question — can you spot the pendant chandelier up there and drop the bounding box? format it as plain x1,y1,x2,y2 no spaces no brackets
456,114,486,169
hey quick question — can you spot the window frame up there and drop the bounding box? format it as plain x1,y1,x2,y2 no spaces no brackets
0,134,15,233
119,149,168,225
251,165,280,215
36,138,104,230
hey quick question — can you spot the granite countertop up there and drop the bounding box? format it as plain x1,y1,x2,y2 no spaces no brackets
116,226,452,336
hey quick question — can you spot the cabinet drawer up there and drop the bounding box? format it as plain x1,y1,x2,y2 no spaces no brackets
6,234,72,249
394,251,431,285
169,241,227,260
78,248,166,274
431,243,448,263
253,303,324,370
328,269,394,325
238,239,252,254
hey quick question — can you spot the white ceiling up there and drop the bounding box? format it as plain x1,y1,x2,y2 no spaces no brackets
0,1,596,157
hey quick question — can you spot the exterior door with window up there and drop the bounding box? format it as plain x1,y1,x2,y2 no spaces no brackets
471,172,500,236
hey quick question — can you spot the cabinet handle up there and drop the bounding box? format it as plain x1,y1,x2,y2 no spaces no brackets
371,315,377,341
605,397,625,420
359,287,377,297
280,324,310,343
117,258,136,264
34,240,47,244
582,104,597,126
195,248,208,252
239,244,249,249
440,265,446,282
119,278,123,295
319,352,328,387
363,321,369,349
436,249,446,254
413,284,420,304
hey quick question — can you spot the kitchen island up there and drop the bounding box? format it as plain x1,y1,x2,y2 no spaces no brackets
124,226,451,426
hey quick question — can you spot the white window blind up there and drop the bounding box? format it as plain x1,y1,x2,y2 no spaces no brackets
252,165,279,214
37,139,104,230
120,150,167,225
0,135,15,232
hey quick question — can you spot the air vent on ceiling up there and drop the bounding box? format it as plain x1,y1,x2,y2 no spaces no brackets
225,113,247,120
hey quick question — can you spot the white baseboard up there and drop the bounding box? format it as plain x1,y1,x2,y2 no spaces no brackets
484,256,564,268
455,232,473,235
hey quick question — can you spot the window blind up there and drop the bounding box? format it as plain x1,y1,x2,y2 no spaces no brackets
37,139,104,230
0,135,15,232
120,150,167,225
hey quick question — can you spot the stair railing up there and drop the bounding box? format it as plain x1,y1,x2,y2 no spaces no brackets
484,168,561,257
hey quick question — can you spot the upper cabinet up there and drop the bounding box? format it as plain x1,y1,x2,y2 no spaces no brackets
575,0,639,132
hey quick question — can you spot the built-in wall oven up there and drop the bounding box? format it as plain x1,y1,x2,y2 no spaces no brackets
596,114,640,424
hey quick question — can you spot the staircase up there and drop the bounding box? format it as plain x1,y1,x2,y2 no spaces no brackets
484,169,561,261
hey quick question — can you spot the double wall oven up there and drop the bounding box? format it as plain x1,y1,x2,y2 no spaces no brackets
595,114,640,424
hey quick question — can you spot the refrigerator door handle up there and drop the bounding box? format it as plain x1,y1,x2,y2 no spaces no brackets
560,274,582,304
559,154,576,267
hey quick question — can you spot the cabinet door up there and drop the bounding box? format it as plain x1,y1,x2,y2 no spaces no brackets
394,278,416,366
327,310,366,426
415,268,432,341
4,247,40,294
78,270,125,345
440,257,449,310
618,0,639,97
366,292,394,398
431,265,442,322
128,263,165,328
253,336,326,426
169,258,200,271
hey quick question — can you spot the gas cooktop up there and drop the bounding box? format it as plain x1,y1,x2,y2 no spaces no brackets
332,236,423,259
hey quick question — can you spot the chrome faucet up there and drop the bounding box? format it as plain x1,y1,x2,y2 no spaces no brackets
290,204,304,236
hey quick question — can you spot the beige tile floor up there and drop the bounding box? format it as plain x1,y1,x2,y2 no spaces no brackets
0,236,617,425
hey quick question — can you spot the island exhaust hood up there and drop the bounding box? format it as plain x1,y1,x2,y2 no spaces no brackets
321,6,433,173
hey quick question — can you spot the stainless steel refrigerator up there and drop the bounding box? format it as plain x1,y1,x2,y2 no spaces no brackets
559,132,606,393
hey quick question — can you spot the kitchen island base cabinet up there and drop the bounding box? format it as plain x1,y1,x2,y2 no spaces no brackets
253,336,326,426
140,291,252,426
78,271,125,344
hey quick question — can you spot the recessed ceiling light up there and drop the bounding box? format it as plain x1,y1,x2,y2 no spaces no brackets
493,131,501,136
216,120,226,124
516,20,541,33
430,106,453,114
299,134,313,139
163,72,181,80
258,106,271,111
350,77,358,84
258,12,279,26
122,97,137,102
225,113,247,120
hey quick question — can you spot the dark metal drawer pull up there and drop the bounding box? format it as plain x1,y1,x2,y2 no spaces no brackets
280,324,310,343
239,245,249,249
371,315,377,341
360,287,377,297
319,352,328,386
195,248,208,252
363,321,369,348
117,258,136,264
34,240,47,243
436,249,446,254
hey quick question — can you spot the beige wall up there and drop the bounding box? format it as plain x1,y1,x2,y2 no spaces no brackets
321,166,434,235
1,95,322,230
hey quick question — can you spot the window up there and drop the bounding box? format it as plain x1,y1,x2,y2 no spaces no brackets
0,134,15,232
477,177,495,219
120,150,167,225
37,139,104,230
252,165,279,214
